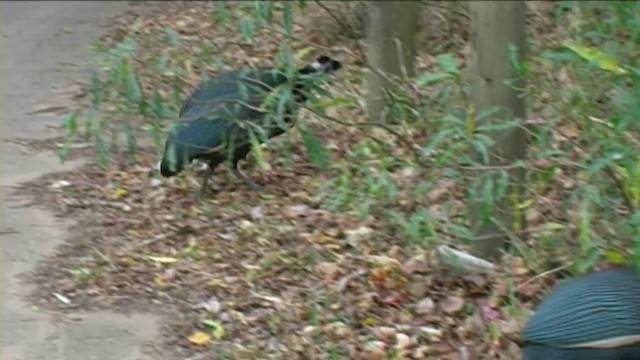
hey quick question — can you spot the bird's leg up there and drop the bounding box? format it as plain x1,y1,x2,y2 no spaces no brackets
196,164,214,202
232,161,264,191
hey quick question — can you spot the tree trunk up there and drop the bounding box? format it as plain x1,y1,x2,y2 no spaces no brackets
366,1,419,124
468,1,528,261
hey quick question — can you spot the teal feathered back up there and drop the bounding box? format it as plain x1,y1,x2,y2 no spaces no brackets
523,267,640,360
160,68,290,176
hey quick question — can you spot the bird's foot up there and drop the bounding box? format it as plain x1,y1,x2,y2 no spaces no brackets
233,165,265,192
261,170,280,183
244,179,265,192
196,186,208,203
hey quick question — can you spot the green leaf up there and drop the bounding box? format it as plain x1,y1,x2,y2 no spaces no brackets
283,2,293,36
202,319,225,340
443,223,473,240
480,177,494,222
576,246,599,274
93,119,109,169
477,117,522,132
471,137,490,165
255,1,273,22
577,204,593,251
563,41,627,75
603,249,627,265
300,124,330,170
543,222,565,231
508,43,528,77
88,70,104,110
294,46,315,63
149,88,165,118
122,119,137,165
416,72,452,87
588,151,624,175
214,2,228,25
475,105,502,122
436,54,458,74
239,17,255,43
540,47,582,63
124,64,143,104
164,28,180,47
61,110,78,136
57,111,77,164
248,128,269,170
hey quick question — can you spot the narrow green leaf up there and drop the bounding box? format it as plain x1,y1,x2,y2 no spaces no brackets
564,41,627,75
300,124,330,170
541,47,583,63
123,63,143,104
283,2,293,36
255,1,273,22
164,28,180,47
122,120,137,165
214,2,228,25
576,246,599,274
89,70,102,110
436,54,458,74
416,72,452,87
201,319,225,340
480,177,494,222
248,128,269,170
61,110,78,136
312,97,355,109
603,249,627,265
239,17,255,43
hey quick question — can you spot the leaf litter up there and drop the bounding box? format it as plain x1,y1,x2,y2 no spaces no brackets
13,1,624,359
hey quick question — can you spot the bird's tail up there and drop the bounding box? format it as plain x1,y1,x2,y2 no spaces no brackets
159,159,181,177
158,141,185,177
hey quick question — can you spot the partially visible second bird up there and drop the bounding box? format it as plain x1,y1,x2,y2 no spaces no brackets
158,55,342,199
522,267,640,360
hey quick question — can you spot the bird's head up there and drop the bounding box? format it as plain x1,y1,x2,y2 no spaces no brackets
310,55,342,73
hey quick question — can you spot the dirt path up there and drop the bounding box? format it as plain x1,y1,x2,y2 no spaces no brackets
1,2,160,359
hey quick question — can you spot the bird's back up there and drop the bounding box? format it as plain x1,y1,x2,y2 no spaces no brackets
160,68,290,176
179,67,289,122
522,267,640,360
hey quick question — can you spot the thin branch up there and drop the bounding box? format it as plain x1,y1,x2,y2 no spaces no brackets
303,105,426,167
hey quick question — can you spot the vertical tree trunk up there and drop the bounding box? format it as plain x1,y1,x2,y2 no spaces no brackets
468,1,528,260
366,1,419,124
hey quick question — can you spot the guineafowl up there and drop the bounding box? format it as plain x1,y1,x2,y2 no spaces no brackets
158,55,342,200
522,267,640,360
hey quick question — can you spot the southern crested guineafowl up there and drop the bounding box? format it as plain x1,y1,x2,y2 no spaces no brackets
522,267,640,360
158,55,342,199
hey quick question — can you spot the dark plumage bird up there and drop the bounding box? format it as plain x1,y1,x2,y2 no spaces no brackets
158,55,342,199
522,267,640,360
